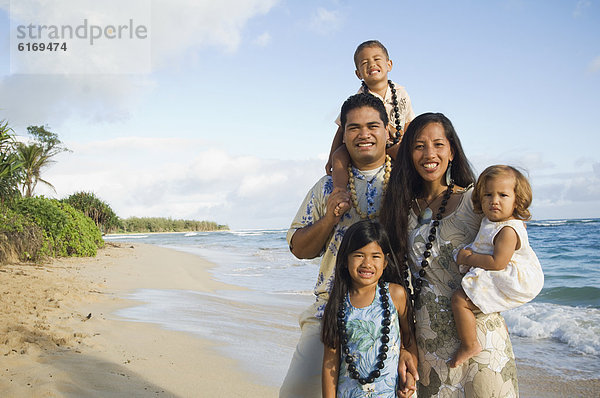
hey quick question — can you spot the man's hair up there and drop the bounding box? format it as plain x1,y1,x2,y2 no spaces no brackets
354,40,389,67
340,92,388,129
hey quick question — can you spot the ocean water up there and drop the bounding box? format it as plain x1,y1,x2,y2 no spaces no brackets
105,218,600,385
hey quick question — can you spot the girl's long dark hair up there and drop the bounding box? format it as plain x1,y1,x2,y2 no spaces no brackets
321,220,413,349
379,112,476,264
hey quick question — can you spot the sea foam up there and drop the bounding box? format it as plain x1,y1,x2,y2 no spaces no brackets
504,302,600,355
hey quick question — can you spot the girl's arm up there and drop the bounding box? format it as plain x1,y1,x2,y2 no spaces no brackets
322,344,340,398
389,284,418,397
456,226,519,271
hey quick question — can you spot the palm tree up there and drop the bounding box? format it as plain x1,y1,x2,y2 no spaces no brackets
0,120,23,205
16,125,69,198
17,142,56,197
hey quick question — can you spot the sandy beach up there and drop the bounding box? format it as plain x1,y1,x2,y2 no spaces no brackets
1,242,598,397
0,243,277,397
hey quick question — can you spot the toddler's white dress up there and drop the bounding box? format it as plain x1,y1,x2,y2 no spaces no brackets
461,218,544,313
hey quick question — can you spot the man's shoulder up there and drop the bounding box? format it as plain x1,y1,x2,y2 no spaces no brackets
311,174,334,196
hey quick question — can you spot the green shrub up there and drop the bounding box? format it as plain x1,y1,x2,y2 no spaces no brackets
0,205,47,263
62,191,120,233
13,197,104,257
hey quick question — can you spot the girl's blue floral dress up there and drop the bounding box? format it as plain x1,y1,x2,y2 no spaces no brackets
338,282,400,398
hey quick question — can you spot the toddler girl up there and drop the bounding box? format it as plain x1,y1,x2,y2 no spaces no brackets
450,165,544,367
321,220,418,397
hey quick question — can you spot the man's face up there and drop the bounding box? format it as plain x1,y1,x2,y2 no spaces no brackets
343,106,388,170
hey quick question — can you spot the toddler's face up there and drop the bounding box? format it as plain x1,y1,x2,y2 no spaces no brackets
481,175,517,222
354,46,392,86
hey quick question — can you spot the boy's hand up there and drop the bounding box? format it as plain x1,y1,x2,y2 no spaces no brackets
456,248,473,265
326,188,350,220
398,371,416,398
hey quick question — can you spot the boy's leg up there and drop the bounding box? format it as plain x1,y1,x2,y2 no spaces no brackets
449,288,482,368
326,126,344,175
331,146,351,216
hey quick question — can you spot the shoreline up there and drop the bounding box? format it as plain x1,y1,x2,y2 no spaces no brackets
1,242,598,397
0,243,277,397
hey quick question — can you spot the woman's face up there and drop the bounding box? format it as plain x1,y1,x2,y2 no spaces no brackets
411,122,454,186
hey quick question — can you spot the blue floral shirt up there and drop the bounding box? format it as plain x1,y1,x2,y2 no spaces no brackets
286,165,387,319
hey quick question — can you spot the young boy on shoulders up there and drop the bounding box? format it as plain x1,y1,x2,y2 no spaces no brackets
326,40,415,215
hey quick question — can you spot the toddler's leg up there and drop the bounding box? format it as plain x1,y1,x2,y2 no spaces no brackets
449,288,482,368
331,146,351,216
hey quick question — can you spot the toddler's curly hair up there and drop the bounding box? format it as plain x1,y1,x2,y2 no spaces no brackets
472,165,532,221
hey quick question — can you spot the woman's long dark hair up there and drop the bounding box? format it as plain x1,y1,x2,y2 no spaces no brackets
321,220,413,349
379,112,476,268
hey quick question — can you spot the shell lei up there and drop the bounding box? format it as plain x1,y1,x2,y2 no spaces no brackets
348,155,391,220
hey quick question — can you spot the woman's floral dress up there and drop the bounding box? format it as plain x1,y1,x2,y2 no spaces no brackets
408,188,519,398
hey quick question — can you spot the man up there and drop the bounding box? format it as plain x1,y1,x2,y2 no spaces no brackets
280,93,396,397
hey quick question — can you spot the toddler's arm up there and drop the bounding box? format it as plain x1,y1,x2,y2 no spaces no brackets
322,345,340,398
457,226,519,271
326,126,344,175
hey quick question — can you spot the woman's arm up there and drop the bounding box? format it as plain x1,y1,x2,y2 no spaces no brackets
456,226,519,271
322,344,340,398
389,284,418,395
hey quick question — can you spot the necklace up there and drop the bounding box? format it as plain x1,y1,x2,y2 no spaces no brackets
407,183,454,302
414,189,448,225
348,155,391,219
338,280,391,385
361,80,403,146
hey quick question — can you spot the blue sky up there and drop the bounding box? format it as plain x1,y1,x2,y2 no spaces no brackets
1,0,599,229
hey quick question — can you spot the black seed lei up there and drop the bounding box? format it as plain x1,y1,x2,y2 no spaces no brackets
405,183,455,303
361,80,403,147
337,280,391,385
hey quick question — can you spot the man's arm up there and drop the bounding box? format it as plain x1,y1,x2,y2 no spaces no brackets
290,188,350,259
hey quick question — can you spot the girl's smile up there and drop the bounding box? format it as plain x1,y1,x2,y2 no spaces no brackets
347,241,388,290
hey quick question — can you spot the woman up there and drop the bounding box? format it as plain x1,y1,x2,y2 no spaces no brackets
380,113,519,397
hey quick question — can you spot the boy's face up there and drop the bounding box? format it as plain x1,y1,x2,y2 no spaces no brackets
354,46,392,87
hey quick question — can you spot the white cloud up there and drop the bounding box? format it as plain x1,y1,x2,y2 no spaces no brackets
0,0,279,126
308,7,342,34
253,32,271,47
0,74,153,127
149,0,278,68
36,137,322,229
33,136,600,227
573,0,591,17
588,55,600,73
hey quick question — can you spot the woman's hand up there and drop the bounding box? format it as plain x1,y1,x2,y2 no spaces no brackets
398,371,416,398
398,348,419,395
